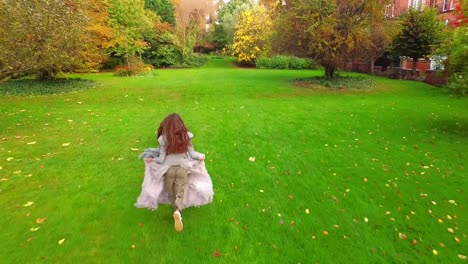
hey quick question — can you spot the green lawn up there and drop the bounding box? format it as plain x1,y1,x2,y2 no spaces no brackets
0,58,466,263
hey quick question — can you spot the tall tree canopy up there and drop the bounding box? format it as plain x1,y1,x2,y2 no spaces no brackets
273,0,391,79
145,0,175,25
107,0,157,60
392,8,445,75
0,0,99,81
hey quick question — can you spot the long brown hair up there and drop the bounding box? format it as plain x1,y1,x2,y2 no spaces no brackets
157,113,190,154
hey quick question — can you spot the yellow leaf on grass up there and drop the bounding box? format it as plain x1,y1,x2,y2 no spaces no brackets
248,157,256,162
399,233,407,239
0,178,8,182
458,254,467,260
58,239,65,245
305,209,310,214
23,201,34,207
448,228,455,234
62,142,71,147
30,227,40,232
432,249,438,256
27,141,37,145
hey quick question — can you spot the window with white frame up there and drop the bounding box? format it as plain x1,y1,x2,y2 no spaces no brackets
385,4,395,18
443,0,449,11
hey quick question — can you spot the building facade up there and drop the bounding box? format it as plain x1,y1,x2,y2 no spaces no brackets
386,0,460,25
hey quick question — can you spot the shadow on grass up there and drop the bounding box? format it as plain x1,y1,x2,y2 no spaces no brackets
0,78,98,96
431,119,468,138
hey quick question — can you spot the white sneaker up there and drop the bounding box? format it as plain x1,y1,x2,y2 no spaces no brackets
173,211,183,232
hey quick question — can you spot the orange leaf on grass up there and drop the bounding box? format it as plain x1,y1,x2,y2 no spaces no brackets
36,218,46,224
212,250,222,257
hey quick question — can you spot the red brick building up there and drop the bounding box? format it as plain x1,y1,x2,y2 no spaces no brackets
386,0,460,25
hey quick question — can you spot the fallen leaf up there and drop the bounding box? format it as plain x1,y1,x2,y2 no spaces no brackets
13,170,21,174
23,201,34,207
288,195,294,200
248,157,256,162
447,215,452,220
458,254,467,260
432,249,438,256
259,189,264,193
322,230,329,236
448,228,455,234
29,227,40,232
399,233,407,239
333,224,340,229
58,239,65,245
305,209,310,214
0,178,8,182
364,217,369,223
363,177,368,183
131,244,136,249
411,239,418,246
36,218,46,224
438,218,444,223
131,148,139,151
27,141,37,145
454,237,460,243
62,142,71,147
448,200,456,204
7,157,14,161
212,250,222,257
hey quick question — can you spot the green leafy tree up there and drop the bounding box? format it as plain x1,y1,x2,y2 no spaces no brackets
143,22,181,67
209,23,229,50
144,0,175,25
437,0,467,96
230,5,272,64
392,8,445,76
108,0,157,66
273,0,391,79
0,0,89,81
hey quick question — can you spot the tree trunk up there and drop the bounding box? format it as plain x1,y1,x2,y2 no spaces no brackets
412,57,418,77
37,70,57,81
370,59,375,75
324,63,336,80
